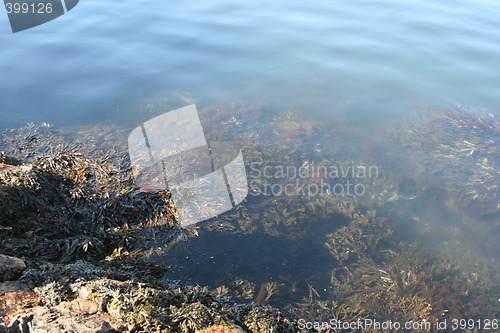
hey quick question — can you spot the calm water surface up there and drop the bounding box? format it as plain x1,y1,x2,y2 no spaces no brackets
0,0,499,130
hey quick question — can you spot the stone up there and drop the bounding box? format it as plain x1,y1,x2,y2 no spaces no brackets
0,255,26,282
0,281,39,331
1,293,125,333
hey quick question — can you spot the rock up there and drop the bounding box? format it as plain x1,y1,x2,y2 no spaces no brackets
196,325,245,333
0,163,23,172
27,298,125,333
0,281,38,332
0,255,26,282
1,289,126,333
0,281,30,294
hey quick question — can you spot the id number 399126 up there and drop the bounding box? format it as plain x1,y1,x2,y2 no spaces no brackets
5,2,53,14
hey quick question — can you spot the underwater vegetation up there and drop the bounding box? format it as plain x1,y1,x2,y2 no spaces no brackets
170,103,499,330
1,102,499,332
389,107,499,221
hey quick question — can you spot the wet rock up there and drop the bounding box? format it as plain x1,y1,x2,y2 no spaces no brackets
0,255,26,282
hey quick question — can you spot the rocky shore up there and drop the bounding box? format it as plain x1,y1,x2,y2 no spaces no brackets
0,124,300,332
0,257,295,332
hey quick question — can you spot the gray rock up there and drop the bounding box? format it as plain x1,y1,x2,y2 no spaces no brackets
0,255,26,282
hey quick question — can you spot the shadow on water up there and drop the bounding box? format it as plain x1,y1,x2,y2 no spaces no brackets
150,215,349,307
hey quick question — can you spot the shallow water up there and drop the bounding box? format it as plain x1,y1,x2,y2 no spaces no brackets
1,0,499,324
143,105,499,317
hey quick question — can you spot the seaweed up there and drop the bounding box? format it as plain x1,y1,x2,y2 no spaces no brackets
0,124,180,263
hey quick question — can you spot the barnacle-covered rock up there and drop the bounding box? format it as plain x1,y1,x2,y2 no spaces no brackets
2,297,126,333
2,269,301,332
71,278,299,333
0,280,39,324
34,282,73,307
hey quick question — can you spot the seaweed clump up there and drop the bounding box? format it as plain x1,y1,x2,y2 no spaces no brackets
77,279,296,332
0,123,178,262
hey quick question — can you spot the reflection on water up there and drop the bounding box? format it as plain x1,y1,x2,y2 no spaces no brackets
1,0,500,130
